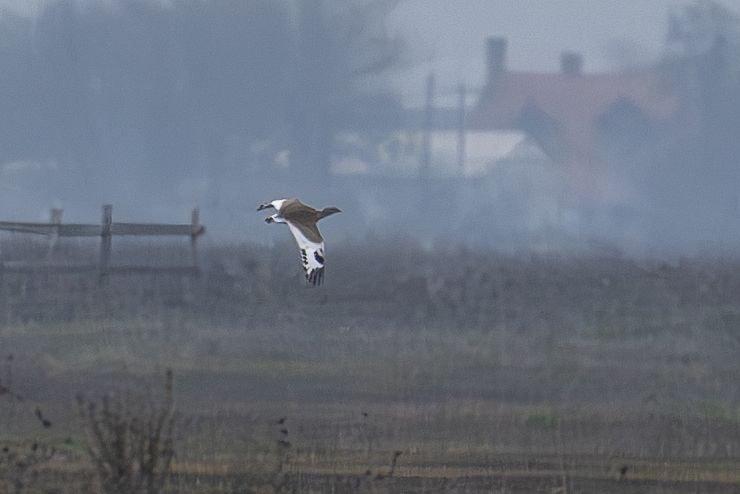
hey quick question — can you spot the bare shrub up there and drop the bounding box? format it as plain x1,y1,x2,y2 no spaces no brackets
0,362,55,494
0,442,56,494
268,416,293,493
76,369,176,494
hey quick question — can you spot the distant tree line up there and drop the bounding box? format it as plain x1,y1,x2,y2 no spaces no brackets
657,0,740,244
0,0,403,198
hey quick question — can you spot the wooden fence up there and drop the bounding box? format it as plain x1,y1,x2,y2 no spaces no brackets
0,205,205,279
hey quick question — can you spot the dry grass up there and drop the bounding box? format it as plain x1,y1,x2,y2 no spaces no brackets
1,238,739,492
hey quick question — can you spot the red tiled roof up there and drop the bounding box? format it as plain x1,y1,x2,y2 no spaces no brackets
473,70,677,123
468,68,681,201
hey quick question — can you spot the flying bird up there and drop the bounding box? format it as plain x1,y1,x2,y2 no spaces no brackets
258,198,341,285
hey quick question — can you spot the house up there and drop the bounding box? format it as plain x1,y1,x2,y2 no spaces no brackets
330,127,561,183
328,36,689,246
330,124,574,246
468,37,681,207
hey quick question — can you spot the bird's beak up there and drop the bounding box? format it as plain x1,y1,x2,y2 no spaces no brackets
257,204,268,211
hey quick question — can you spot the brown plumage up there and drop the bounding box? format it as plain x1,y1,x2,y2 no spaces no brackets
279,199,329,243
258,198,341,285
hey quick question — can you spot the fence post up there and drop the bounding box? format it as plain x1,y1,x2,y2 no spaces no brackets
47,208,63,263
190,208,200,272
99,205,112,282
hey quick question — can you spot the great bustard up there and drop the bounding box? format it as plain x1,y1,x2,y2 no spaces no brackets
258,198,341,285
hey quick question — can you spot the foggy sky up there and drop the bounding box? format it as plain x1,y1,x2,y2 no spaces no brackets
0,1,733,69
386,0,740,103
2,0,738,101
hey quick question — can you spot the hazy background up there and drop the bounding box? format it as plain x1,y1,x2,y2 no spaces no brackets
2,3,740,492
1,0,739,254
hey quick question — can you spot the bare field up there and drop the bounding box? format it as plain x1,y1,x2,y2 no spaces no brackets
1,238,739,492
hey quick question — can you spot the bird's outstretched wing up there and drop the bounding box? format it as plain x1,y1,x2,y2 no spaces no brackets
286,221,325,286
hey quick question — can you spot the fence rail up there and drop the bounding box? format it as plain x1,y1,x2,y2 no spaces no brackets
0,205,205,279
0,222,203,237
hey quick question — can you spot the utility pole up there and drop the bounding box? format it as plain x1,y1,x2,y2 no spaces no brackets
420,72,436,180
457,82,467,175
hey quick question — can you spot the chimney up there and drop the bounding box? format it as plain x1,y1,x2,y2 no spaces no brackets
560,51,583,76
486,37,507,83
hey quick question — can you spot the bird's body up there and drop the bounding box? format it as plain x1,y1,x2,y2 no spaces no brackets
258,198,341,285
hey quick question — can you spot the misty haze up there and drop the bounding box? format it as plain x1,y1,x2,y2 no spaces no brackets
0,1,739,493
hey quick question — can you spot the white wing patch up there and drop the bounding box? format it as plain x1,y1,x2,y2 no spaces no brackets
286,222,325,286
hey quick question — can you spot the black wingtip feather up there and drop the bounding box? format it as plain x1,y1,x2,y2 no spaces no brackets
306,267,325,286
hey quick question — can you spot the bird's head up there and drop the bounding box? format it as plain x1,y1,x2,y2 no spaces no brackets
319,207,342,219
